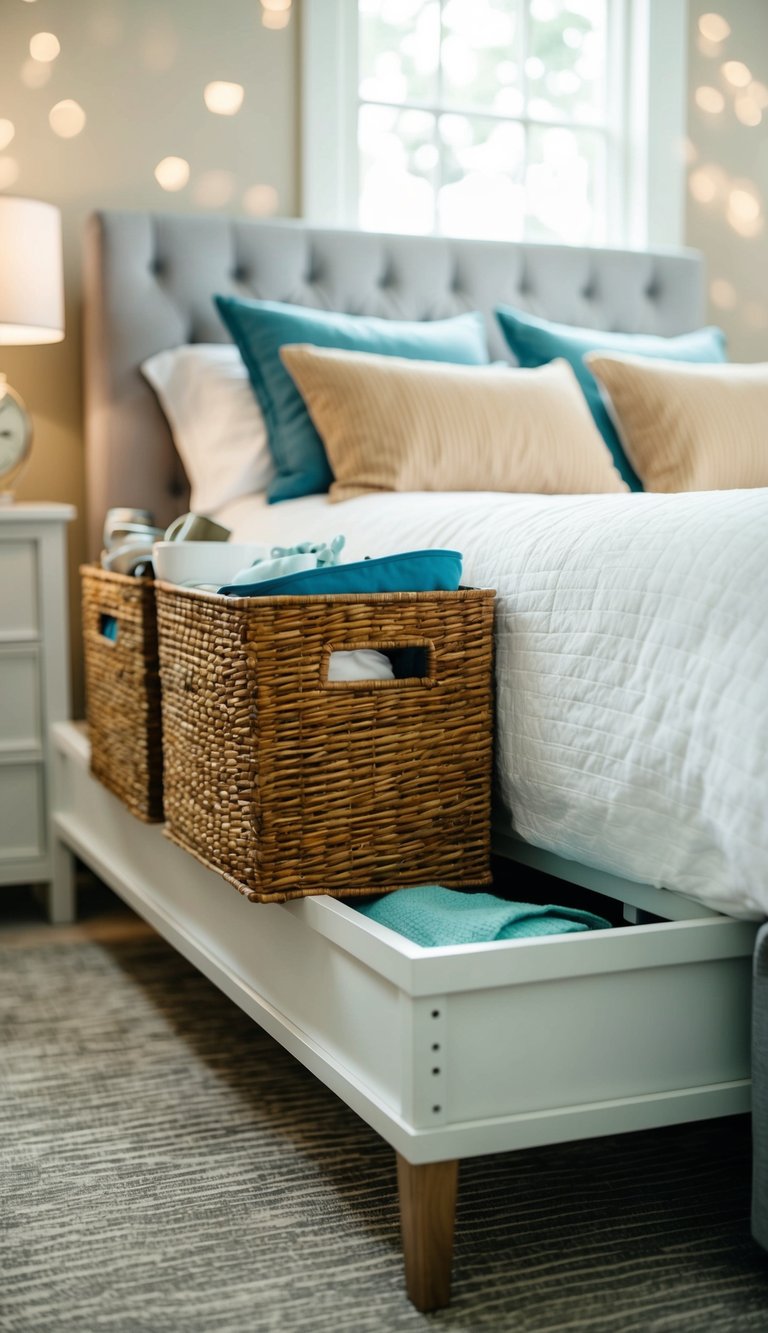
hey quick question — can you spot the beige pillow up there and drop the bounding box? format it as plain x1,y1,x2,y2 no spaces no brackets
279,345,626,501
586,353,768,492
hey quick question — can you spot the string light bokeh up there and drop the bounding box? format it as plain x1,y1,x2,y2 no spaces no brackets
692,10,768,340
260,0,291,31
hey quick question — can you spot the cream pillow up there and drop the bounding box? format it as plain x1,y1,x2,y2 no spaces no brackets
279,345,626,501
586,353,768,492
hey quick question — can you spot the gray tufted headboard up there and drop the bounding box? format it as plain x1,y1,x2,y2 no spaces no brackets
83,209,706,556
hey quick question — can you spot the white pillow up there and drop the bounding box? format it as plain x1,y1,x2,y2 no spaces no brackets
142,344,274,514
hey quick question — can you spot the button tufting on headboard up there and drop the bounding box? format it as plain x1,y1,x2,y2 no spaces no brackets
83,210,706,558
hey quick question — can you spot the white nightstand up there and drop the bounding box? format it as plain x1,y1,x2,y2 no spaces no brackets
0,502,75,921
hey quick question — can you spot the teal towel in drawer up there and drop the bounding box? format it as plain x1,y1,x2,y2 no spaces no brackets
355,885,611,947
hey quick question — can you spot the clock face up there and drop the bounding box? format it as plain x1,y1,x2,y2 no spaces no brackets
0,384,32,485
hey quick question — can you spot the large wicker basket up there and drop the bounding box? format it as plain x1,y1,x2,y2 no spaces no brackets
155,583,495,903
81,565,164,822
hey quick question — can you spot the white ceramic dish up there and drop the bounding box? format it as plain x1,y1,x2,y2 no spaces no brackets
152,540,269,587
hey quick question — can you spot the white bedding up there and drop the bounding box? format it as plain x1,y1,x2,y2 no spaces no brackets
217,488,768,919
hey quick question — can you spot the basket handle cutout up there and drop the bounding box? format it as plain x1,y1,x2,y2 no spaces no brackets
320,640,437,689
99,613,119,644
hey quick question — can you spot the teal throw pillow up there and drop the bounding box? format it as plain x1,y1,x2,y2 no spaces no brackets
494,306,727,490
218,549,463,598
215,297,490,503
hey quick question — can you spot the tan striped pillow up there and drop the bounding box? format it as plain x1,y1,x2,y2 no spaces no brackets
279,345,627,501
586,354,768,492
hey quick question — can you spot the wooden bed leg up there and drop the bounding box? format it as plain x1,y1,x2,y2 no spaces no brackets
396,1153,458,1312
47,837,76,924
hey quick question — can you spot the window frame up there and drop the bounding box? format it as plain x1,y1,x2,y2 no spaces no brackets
301,0,687,250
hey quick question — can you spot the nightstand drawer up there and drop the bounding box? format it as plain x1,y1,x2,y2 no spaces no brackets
0,647,42,750
0,540,39,639
0,761,45,861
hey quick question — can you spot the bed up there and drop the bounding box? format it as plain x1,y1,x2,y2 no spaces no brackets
51,210,763,1311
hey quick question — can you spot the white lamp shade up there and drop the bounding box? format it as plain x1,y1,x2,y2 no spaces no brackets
0,197,64,344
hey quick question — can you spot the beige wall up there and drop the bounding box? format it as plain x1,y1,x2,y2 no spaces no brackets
685,0,768,360
0,0,299,708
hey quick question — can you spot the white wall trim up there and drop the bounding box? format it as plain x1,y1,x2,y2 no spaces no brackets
626,0,688,249
302,0,359,226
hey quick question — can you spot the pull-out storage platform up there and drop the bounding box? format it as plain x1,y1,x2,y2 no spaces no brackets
51,721,756,1309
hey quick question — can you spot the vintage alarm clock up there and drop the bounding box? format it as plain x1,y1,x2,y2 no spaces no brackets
0,375,33,501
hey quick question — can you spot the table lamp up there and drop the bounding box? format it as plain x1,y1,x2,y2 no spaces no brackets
0,197,64,502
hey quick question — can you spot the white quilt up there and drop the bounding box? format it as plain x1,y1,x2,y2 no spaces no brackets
217,489,768,919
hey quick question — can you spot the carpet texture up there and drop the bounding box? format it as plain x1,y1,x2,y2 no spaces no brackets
1,928,767,1333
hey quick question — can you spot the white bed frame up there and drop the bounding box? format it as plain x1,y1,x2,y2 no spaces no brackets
62,212,757,1310
51,723,756,1310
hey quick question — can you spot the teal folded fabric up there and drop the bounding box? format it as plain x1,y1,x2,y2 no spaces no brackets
494,306,727,491
356,885,611,946
214,296,489,503
219,549,463,597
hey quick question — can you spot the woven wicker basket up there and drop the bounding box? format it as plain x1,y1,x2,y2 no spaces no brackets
81,565,164,822
155,583,495,903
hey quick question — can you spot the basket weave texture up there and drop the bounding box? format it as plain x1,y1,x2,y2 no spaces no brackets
81,565,164,822
155,584,495,903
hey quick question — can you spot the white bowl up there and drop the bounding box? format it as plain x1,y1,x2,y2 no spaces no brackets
152,541,270,588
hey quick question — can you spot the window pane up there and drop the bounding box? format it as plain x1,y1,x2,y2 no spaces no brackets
524,124,605,244
359,103,437,233
527,0,607,125
359,0,440,106
356,0,614,242
437,114,525,240
440,0,522,115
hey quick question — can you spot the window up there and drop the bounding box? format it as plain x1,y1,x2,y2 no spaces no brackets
302,0,687,249
358,0,612,246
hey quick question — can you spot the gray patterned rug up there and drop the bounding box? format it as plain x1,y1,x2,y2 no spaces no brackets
1,926,767,1333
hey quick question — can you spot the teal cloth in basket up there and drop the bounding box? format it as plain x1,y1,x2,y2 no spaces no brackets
219,549,463,597
356,885,611,947
215,296,489,503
